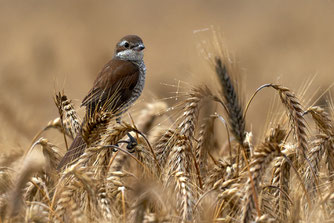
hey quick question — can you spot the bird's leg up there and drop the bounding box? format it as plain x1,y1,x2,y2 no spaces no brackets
116,133,138,153
115,116,137,153
125,132,137,153
116,117,122,124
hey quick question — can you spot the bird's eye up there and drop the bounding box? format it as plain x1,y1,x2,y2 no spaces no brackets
124,42,129,48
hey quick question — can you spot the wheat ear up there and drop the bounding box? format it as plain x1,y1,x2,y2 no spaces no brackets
195,115,216,179
241,126,286,223
54,92,80,139
271,146,296,221
215,57,245,146
304,134,328,195
271,84,308,161
306,106,334,136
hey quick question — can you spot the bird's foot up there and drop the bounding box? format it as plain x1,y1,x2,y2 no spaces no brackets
116,117,122,124
125,133,137,153
112,143,119,152
116,133,137,153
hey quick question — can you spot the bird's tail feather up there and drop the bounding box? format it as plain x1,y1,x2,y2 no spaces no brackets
57,132,86,170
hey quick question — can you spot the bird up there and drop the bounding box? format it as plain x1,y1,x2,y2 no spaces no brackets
57,35,146,170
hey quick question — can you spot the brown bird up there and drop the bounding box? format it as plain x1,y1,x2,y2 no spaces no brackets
57,35,146,169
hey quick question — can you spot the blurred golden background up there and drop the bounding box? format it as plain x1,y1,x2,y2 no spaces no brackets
1,0,334,152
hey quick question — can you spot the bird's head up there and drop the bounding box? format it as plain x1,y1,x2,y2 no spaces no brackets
115,35,145,61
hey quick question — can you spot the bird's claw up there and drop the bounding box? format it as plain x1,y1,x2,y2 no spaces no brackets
126,133,137,153
112,143,119,152
115,133,137,153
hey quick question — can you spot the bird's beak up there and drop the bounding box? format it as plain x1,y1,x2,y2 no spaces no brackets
134,44,145,51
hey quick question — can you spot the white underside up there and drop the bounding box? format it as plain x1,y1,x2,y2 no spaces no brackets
116,49,144,61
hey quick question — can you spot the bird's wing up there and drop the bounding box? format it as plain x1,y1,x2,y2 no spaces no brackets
81,59,139,115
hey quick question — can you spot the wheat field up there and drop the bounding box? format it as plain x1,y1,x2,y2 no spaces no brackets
1,1,334,222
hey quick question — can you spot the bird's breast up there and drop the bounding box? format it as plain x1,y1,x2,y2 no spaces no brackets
132,61,146,98
123,61,146,110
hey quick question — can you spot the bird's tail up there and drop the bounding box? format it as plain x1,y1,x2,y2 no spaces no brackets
57,131,87,170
